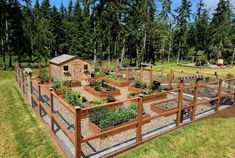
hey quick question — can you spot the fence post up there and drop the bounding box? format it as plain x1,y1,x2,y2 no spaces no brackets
22,70,25,93
136,97,143,144
215,79,222,112
140,65,143,80
176,80,183,127
191,79,199,121
50,90,54,132
30,80,33,107
38,82,42,117
150,66,153,83
75,107,82,158
126,66,129,82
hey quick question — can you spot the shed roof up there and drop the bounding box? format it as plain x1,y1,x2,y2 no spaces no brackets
49,54,76,65
196,50,205,56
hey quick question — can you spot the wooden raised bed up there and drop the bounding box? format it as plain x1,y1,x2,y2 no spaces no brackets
151,104,177,116
63,81,81,88
89,113,151,135
107,78,129,87
94,74,106,79
128,92,167,102
81,101,123,118
84,86,121,98
128,85,142,93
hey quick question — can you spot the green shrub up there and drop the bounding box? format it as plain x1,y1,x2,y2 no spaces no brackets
64,90,84,108
134,80,146,89
144,88,154,95
107,94,115,103
51,81,62,91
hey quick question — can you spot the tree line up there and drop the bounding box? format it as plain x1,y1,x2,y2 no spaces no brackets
0,0,235,69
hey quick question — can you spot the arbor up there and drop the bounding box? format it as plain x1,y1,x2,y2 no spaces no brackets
175,0,192,63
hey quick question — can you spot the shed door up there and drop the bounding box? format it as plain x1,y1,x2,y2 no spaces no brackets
73,63,82,81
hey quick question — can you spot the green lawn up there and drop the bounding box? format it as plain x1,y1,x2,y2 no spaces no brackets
118,118,235,158
153,62,235,78
0,70,62,158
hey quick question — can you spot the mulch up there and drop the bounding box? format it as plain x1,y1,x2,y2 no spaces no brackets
203,105,235,119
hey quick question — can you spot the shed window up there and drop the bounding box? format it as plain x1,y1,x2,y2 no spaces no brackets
64,65,69,71
84,64,88,70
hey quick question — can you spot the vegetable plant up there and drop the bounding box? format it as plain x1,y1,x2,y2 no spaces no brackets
89,103,145,129
64,90,84,108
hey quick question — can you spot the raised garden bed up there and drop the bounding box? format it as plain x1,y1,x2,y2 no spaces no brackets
128,92,167,102
88,103,150,135
89,113,150,135
128,84,142,93
107,78,129,87
63,80,81,88
151,101,178,116
84,79,121,98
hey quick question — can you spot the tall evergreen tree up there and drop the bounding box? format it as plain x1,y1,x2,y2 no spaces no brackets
210,0,233,61
175,0,192,63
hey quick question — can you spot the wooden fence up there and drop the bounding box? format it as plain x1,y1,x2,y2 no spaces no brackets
15,65,235,158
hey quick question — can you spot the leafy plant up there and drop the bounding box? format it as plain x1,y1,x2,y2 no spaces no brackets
89,79,114,92
89,103,145,129
92,98,104,105
134,80,146,89
64,90,84,108
144,88,154,95
107,94,115,103
51,81,62,91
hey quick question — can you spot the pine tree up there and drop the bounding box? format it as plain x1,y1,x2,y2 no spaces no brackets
41,0,51,20
67,0,73,21
175,0,192,63
210,0,233,61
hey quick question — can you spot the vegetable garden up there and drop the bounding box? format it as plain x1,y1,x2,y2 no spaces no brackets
15,64,235,158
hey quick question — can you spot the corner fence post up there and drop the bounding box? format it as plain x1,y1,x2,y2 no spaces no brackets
215,79,223,112
191,79,199,121
136,97,143,144
75,107,82,158
176,81,183,127
38,82,42,117
50,90,54,132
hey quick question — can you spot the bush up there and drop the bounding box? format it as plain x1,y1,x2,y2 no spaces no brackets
51,81,62,91
89,103,145,129
134,80,146,89
64,90,84,108
107,94,115,103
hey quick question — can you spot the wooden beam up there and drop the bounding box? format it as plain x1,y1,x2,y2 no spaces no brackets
215,79,222,112
176,81,183,127
136,97,143,144
75,107,81,158
191,79,199,121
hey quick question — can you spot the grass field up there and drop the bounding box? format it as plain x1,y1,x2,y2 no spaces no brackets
118,118,235,158
0,71,62,158
153,62,235,78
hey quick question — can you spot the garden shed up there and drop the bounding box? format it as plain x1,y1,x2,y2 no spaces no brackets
49,54,92,81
